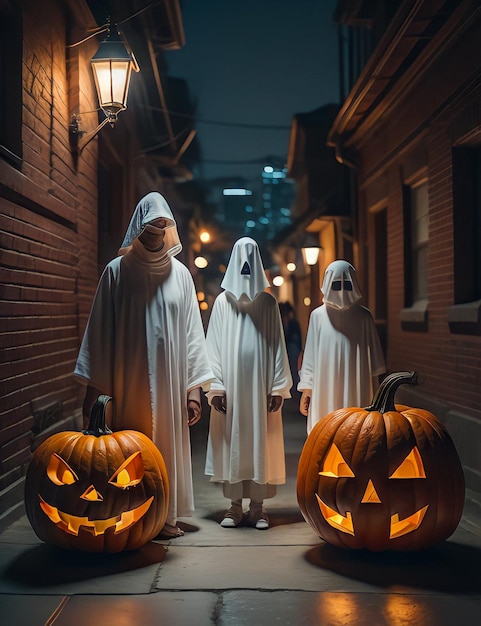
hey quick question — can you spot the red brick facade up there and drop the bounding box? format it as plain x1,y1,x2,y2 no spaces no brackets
329,0,481,497
0,1,101,528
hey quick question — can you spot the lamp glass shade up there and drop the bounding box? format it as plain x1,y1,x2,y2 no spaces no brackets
91,32,135,118
302,246,320,266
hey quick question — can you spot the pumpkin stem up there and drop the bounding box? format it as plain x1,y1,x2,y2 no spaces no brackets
83,395,113,436
364,371,418,413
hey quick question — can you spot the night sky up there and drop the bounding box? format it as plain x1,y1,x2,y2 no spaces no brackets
165,0,340,186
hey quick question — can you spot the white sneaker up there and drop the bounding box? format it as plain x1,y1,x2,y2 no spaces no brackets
255,514,269,530
220,505,243,528
248,504,269,529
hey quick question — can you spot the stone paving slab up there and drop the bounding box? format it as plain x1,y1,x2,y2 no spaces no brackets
0,540,166,595
44,592,218,626
0,594,64,626
217,590,481,626
2,589,481,626
153,545,382,593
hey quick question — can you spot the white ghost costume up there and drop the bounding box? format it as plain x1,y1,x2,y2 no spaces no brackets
204,238,293,500
74,192,214,524
298,260,386,433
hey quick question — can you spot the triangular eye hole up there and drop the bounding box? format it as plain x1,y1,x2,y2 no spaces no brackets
389,446,426,479
47,453,79,486
109,451,144,489
319,443,355,478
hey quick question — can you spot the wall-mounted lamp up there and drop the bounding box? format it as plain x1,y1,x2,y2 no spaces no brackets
301,233,323,266
70,26,139,154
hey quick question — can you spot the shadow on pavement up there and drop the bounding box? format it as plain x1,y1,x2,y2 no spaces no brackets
4,541,167,587
305,539,481,593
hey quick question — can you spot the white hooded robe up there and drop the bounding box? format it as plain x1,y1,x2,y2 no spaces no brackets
298,260,386,433
204,238,292,490
74,192,214,522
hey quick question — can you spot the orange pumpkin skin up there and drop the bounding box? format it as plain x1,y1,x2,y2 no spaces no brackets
25,396,169,553
297,372,465,551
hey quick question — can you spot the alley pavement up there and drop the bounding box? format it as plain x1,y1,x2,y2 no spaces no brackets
1,398,481,625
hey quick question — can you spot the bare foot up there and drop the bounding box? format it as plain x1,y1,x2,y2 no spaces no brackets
156,523,185,539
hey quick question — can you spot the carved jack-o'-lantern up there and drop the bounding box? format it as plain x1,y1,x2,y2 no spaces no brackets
297,372,465,551
25,396,169,552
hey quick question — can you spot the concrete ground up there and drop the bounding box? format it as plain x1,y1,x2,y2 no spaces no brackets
1,399,481,625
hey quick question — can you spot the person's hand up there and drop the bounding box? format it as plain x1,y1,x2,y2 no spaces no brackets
212,395,226,414
300,391,311,416
187,399,201,426
268,395,282,412
187,387,202,426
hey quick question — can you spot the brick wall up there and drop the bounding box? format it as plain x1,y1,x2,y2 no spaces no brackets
354,10,481,497
0,0,100,530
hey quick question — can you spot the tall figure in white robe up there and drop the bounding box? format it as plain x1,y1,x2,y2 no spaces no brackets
205,237,292,529
298,260,386,433
74,192,214,538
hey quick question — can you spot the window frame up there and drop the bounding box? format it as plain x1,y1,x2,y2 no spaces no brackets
448,143,481,335
400,177,429,331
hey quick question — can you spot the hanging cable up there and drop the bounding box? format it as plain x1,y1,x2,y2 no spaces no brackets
143,105,291,130
116,0,164,25
67,25,109,47
67,1,164,48
139,127,193,153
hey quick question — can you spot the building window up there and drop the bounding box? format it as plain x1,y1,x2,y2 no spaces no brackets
400,179,429,329
452,146,481,302
447,146,481,334
371,207,387,352
0,3,22,168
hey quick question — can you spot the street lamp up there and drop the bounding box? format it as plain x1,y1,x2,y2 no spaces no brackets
70,26,139,154
301,233,323,266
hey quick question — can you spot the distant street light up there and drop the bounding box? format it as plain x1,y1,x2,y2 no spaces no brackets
194,256,209,269
199,230,211,243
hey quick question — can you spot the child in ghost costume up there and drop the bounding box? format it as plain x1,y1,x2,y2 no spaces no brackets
298,260,386,433
205,237,292,529
74,192,214,539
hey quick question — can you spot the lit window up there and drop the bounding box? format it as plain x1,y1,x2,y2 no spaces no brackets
223,188,252,196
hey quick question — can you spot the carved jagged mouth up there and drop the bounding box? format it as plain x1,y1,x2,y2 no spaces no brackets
315,494,429,538
38,494,154,536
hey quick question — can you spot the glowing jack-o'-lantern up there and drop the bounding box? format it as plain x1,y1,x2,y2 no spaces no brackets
297,372,465,551
25,396,169,552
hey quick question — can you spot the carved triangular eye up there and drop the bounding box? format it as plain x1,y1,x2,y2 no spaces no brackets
389,446,426,479
109,451,144,489
47,453,79,486
319,443,355,478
